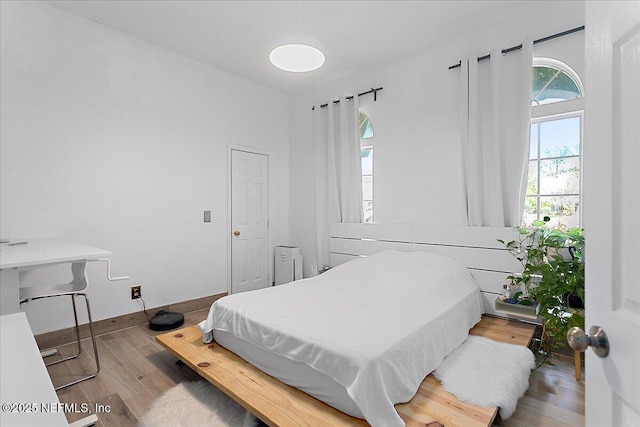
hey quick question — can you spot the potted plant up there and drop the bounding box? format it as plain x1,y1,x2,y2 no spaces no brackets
499,217,585,354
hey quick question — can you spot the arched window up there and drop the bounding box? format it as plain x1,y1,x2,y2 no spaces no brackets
360,111,374,139
524,59,584,229
359,111,374,223
531,58,584,106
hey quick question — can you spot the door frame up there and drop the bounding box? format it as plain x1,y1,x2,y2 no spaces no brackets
227,145,271,295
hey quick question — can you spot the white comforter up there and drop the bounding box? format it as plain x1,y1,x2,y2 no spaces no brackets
199,250,483,427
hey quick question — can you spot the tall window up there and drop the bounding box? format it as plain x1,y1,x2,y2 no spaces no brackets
524,59,584,229
360,111,374,223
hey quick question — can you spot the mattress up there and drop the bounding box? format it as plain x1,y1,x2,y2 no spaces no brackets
199,250,484,427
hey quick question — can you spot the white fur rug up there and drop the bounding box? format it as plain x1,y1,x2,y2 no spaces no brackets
140,381,260,427
433,335,535,420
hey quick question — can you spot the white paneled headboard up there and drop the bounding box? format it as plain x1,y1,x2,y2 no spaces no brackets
329,223,528,319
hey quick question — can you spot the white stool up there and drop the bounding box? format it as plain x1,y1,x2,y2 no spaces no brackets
20,261,99,390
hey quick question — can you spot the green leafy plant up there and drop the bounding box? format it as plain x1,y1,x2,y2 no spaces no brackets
499,217,585,354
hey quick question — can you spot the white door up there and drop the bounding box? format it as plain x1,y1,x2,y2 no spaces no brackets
583,2,640,426
230,149,269,294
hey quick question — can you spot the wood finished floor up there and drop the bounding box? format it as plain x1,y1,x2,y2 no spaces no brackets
48,310,585,427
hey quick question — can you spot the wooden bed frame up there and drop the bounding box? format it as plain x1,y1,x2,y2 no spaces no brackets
156,315,535,427
157,223,537,425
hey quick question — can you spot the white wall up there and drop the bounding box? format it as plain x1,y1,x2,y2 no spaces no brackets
0,1,290,334
290,1,585,277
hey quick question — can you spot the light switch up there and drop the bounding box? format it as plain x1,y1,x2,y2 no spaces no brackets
204,211,211,223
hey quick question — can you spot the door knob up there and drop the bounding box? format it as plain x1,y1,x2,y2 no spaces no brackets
567,325,609,357
233,231,240,236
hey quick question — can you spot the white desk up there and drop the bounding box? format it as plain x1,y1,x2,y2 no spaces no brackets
0,239,111,315
0,312,68,426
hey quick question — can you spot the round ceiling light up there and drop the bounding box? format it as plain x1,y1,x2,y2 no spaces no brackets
269,44,325,72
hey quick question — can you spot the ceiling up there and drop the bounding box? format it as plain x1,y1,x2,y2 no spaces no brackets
43,1,531,95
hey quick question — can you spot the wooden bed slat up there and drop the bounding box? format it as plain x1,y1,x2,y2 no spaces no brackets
156,326,365,427
156,315,535,427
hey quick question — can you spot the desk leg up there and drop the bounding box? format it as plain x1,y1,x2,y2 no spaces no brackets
0,269,20,315
574,350,581,381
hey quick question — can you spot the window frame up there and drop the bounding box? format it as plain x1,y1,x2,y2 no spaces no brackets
359,110,374,223
532,57,585,107
525,58,585,228
527,111,584,226
360,144,374,223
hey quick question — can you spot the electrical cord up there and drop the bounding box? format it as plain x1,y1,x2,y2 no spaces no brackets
531,339,552,371
529,323,553,371
137,297,153,321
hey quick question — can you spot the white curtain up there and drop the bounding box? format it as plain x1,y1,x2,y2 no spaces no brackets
314,96,363,271
459,40,533,227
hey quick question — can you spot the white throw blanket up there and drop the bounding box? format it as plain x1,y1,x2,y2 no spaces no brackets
199,250,484,427
433,335,535,420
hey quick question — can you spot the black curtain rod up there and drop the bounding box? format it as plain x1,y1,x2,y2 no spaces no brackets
448,25,585,70
312,87,383,110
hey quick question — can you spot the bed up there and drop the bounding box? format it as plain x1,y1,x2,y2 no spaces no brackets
197,250,484,427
